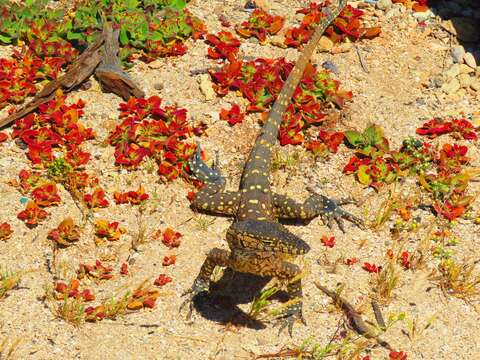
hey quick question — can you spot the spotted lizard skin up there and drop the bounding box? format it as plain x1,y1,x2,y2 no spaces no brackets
183,0,360,335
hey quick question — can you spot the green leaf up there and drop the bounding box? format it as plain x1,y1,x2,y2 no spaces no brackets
364,124,383,146
344,130,364,148
0,33,12,43
119,25,129,45
357,165,372,185
67,31,83,40
168,0,187,11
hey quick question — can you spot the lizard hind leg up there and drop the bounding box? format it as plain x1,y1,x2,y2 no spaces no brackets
189,144,225,187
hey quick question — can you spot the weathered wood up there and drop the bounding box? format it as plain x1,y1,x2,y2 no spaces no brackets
95,22,145,101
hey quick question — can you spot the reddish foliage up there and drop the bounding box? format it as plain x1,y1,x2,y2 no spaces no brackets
0,222,13,241
94,219,126,242
0,132,7,143
206,31,241,62
162,255,177,266
120,263,129,276
17,201,48,226
210,57,351,145
362,262,381,273
162,228,182,248
321,235,336,248
219,104,245,126
345,257,358,266
77,260,114,281
84,187,109,209
108,96,199,182
113,185,149,205
154,274,172,287
54,279,95,302
284,2,380,48
47,217,81,246
416,118,477,141
389,351,408,360
235,8,284,43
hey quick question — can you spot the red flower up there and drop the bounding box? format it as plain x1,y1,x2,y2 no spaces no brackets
318,130,345,153
0,132,8,143
113,185,149,205
31,182,61,207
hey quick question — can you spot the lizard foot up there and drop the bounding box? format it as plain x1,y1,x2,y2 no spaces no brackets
189,143,225,185
307,187,364,232
179,277,210,320
273,301,306,337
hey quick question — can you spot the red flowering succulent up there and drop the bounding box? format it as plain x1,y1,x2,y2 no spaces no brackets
108,96,198,182
162,228,182,248
154,274,172,287
77,260,114,281
219,104,245,126
55,279,95,302
210,57,351,145
362,262,381,273
0,132,8,143
321,235,336,248
284,2,381,48
113,185,149,205
31,182,61,207
0,223,13,241
162,255,177,266
206,31,241,62
235,8,284,43
94,219,126,243
83,187,109,209
305,130,345,155
416,118,477,141
48,217,81,247
17,201,48,226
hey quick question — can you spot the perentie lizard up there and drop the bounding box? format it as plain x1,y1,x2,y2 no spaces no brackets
182,0,361,334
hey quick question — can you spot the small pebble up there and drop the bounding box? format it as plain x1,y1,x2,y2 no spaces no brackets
441,78,460,94
463,52,477,69
322,61,338,75
450,45,465,64
376,0,392,11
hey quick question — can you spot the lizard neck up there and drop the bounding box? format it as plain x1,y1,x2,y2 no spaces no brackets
240,0,346,191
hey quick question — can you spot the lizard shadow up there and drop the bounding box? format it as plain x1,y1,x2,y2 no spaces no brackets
191,269,290,330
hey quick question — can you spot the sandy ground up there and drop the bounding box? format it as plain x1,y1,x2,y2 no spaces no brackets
0,1,479,359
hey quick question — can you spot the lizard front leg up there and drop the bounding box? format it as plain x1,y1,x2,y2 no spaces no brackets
189,144,241,216
273,193,364,232
180,248,231,318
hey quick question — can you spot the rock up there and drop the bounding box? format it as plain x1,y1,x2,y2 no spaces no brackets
444,64,461,78
460,64,475,74
451,17,480,42
377,0,392,11
270,35,287,48
451,45,465,64
463,52,477,69
413,9,434,22
322,61,338,74
199,74,216,101
154,83,163,91
441,78,461,94
471,80,480,91
458,73,473,88
318,36,334,52
331,41,353,54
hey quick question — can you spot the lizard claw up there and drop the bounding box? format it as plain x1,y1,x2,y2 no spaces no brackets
316,194,364,232
179,278,209,320
189,143,225,186
273,302,305,337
